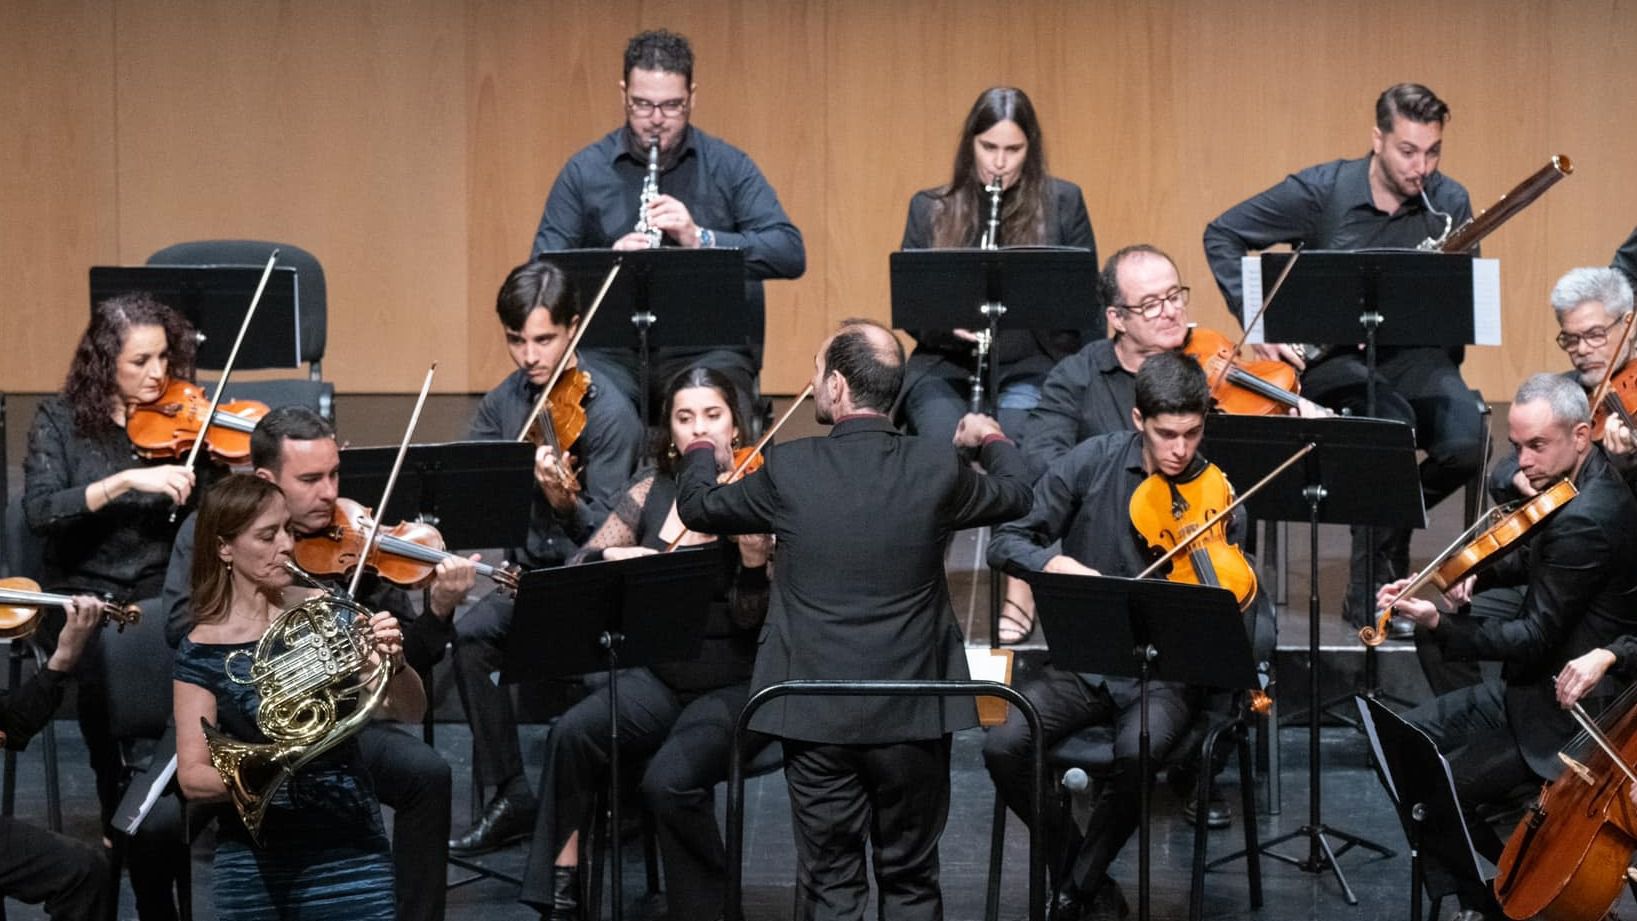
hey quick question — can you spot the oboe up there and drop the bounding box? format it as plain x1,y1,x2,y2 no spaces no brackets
635,137,661,248
969,174,1005,412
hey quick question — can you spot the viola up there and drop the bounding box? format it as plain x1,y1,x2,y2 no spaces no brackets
1128,461,1258,610
1359,479,1578,647
0,577,141,638
1182,326,1303,416
127,379,268,465
1492,688,1637,921
1590,363,1637,443
292,497,520,591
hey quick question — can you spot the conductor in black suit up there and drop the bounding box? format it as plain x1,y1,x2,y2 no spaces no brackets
676,319,1033,921
1383,372,1637,917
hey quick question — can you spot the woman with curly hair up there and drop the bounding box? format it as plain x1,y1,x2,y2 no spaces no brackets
22,291,200,831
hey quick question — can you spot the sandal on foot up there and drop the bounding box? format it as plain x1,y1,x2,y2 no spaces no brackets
997,599,1035,644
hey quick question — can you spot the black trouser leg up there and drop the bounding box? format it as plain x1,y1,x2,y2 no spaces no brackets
862,736,951,921
359,722,452,921
0,816,112,920
518,669,681,912
451,590,528,798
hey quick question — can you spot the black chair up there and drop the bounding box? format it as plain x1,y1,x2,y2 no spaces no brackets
103,597,192,921
985,712,1262,921
146,240,335,420
1463,391,1495,528
0,497,62,833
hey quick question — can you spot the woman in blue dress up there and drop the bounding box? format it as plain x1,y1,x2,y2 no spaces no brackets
173,473,424,919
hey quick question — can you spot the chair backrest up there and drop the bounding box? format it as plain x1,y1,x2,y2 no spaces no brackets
2,496,43,580
103,598,177,745
147,240,327,370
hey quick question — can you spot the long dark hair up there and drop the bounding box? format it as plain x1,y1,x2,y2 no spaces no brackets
655,366,745,477
63,293,196,435
189,474,284,627
929,87,1050,248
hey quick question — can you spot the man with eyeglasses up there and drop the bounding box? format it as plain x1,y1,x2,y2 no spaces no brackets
531,28,805,423
1491,266,1637,499
1202,82,1486,633
1021,244,1320,480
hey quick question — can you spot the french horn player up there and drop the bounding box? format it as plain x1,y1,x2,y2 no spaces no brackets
174,474,422,919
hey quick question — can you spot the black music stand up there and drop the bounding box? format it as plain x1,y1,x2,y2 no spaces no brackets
890,248,1100,416
1201,413,1419,903
1356,696,1492,921
539,249,749,422
892,247,1098,651
89,265,303,370
337,441,536,552
502,548,721,921
1260,250,1480,674
1026,572,1258,921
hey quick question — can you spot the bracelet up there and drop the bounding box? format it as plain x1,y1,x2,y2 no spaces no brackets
100,479,113,506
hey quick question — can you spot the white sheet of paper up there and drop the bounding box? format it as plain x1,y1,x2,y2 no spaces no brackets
1242,257,1266,343
965,648,1009,683
1471,258,1501,346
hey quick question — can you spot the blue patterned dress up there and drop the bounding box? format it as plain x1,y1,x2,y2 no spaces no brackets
175,638,396,920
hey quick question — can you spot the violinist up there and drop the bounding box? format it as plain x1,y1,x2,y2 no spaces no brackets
21,293,199,836
1203,82,1486,630
0,594,111,919
1521,267,1637,477
675,320,1030,921
986,352,1275,918
450,259,643,856
158,406,470,921
899,86,1096,445
1379,373,1637,919
518,367,772,921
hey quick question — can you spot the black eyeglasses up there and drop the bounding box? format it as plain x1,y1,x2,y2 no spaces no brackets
627,96,690,118
1556,323,1615,351
1117,287,1190,319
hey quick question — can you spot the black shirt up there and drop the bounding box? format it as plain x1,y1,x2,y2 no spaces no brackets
989,430,1152,578
1019,338,1135,479
531,125,806,352
1614,225,1637,293
1203,154,1474,322
467,356,644,567
23,395,184,598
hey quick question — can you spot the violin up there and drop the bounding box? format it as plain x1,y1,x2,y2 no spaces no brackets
292,497,520,591
1359,479,1578,647
127,379,269,465
1182,326,1303,416
0,577,141,638
1586,313,1637,444
525,368,592,496
1492,689,1637,921
1128,461,1258,610
727,445,765,478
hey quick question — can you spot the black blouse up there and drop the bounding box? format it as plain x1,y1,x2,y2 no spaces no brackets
22,395,185,599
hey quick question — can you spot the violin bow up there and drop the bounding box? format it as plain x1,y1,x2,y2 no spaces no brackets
515,259,623,443
1133,441,1315,580
168,249,280,520
1211,244,1304,397
1586,311,1637,432
663,383,814,553
346,362,438,601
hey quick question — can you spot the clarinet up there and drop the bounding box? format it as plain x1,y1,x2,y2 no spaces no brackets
635,138,661,248
969,175,1005,412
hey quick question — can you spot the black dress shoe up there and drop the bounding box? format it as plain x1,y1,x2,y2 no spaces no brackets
1182,792,1233,830
540,865,583,921
450,795,537,856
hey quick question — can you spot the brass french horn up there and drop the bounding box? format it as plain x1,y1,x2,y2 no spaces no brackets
202,578,394,844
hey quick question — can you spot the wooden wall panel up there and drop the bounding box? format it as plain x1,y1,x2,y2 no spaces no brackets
0,1,118,392
110,0,471,392
5,0,1636,402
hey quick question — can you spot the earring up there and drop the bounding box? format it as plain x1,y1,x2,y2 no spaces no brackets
666,444,679,461
223,560,233,574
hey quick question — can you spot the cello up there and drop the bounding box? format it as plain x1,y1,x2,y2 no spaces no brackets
1492,688,1637,921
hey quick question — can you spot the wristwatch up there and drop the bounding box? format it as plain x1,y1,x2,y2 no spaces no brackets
699,228,715,248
